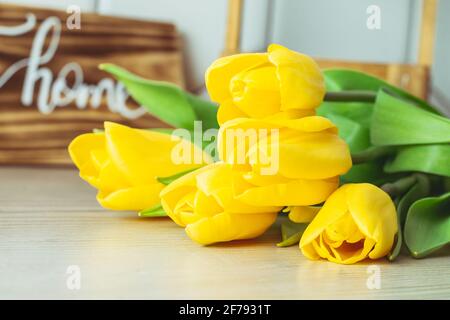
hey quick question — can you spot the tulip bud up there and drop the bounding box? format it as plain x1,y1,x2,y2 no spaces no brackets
300,183,398,264
160,162,279,245
68,122,210,211
206,44,325,124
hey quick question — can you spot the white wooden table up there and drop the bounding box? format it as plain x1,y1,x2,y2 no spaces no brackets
0,166,449,299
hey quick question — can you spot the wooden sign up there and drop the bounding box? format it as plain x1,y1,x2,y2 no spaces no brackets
0,4,184,165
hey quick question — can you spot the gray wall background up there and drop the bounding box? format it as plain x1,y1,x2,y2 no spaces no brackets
1,0,449,113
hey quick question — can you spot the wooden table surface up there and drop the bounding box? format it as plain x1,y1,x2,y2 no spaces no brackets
0,166,449,300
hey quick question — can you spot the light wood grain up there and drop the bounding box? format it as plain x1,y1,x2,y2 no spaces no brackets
0,166,449,299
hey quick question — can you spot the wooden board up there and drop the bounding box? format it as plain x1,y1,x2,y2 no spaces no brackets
317,59,429,99
1,166,449,299
0,4,184,165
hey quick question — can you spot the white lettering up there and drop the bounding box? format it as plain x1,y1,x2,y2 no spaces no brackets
0,14,146,119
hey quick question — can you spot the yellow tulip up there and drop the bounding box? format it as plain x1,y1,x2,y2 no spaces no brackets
217,116,352,206
288,206,321,223
160,162,280,245
68,122,210,211
206,44,325,124
299,183,398,264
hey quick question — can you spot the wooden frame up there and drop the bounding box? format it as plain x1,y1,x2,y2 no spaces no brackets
223,0,438,99
222,0,243,57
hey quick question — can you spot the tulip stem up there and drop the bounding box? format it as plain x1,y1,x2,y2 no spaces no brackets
324,91,377,103
381,175,418,197
351,146,394,164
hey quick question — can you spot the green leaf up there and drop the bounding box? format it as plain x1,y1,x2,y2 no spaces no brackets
324,69,440,114
322,112,371,152
404,192,450,258
399,175,431,225
150,128,176,135
351,146,395,164
157,167,199,186
384,144,450,178
445,178,450,193
139,204,167,217
100,63,219,130
318,105,374,181
186,94,219,130
318,69,450,184
387,175,431,261
387,233,402,261
277,219,308,247
318,108,387,184
320,70,398,184
371,89,450,146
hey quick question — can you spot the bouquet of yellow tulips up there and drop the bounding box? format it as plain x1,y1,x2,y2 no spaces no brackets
69,44,450,265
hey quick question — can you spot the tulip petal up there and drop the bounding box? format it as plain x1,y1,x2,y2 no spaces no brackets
217,99,247,125
250,132,351,179
230,64,281,118
96,160,130,193
160,166,208,226
160,164,208,197
217,101,316,125
299,186,349,249
345,184,398,259
97,184,163,211
194,189,223,216
242,170,290,187
301,242,320,260
105,122,205,185
322,232,343,248
90,148,108,170
205,53,268,103
347,228,365,244
313,235,332,259
299,184,397,264
68,133,105,170
288,206,320,223
265,109,316,121
219,116,337,134
195,162,232,196
185,211,277,245
268,44,325,110
218,116,346,177
325,212,358,242
175,192,213,226
174,190,196,213
280,116,337,133
237,177,338,206
196,163,280,213
327,238,376,264
68,133,105,188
